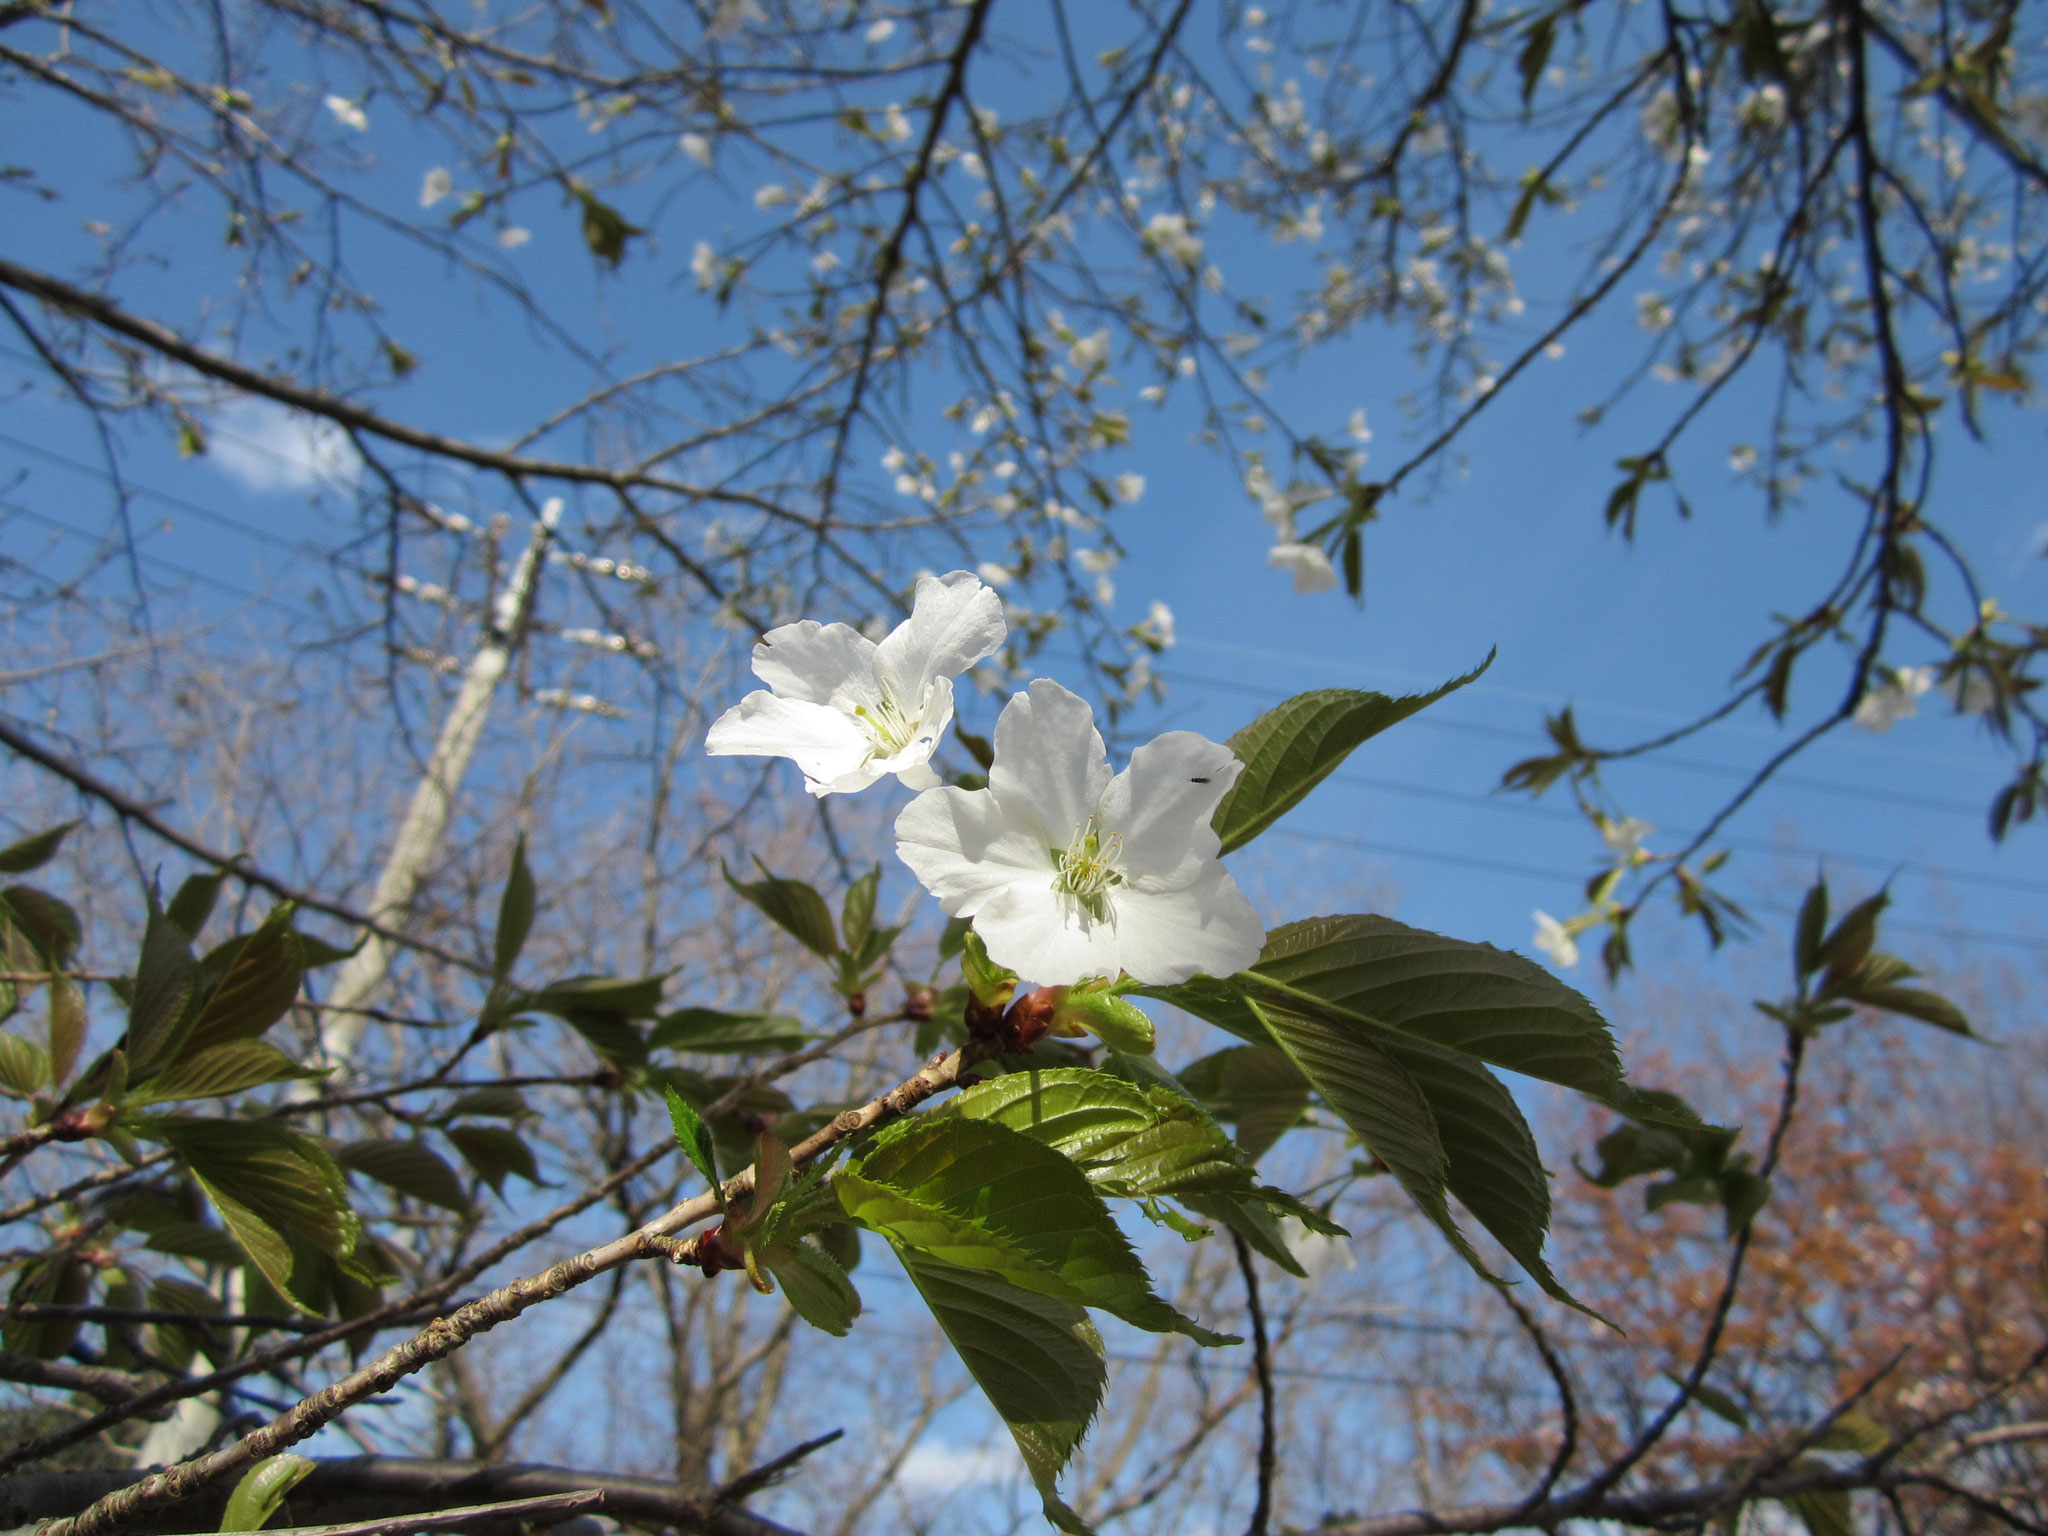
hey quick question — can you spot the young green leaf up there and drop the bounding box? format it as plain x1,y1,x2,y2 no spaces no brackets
841,865,880,955
219,1453,316,1532
1171,914,1662,1117
167,871,227,939
445,1123,546,1196
0,1031,51,1098
493,835,536,982
839,1115,1234,1345
664,1084,725,1210
649,1008,809,1054
723,861,841,960
0,822,78,876
144,1117,357,1306
759,1240,862,1336
3,885,83,967
335,1138,473,1214
1241,992,1498,1284
180,905,304,1059
130,1041,323,1105
127,899,199,1078
1211,657,1492,854
1176,1046,1311,1161
891,1248,1105,1534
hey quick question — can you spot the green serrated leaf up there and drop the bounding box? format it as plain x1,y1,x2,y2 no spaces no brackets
220,1453,316,1532
892,1248,1104,1534
723,861,841,960
167,872,227,938
760,1239,861,1336
649,1008,810,1054
1849,985,1973,1035
941,1067,1288,1211
335,1138,472,1213
518,972,668,1019
1177,1188,1308,1277
0,1031,50,1097
441,1086,527,1120
840,1115,1234,1345
494,835,536,982
664,1084,725,1208
1718,1170,1773,1234
1176,1046,1310,1161
131,1041,322,1104
1211,658,1492,854
0,822,78,875
48,973,85,1085
1783,1480,1854,1536
145,1117,356,1307
1813,1407,1889,1455
575,187,642,267
128,900,199,1078
841,865,880,954
1165,914,1654,1116
445,1123,545,1195
1794,878,1828,979
182,906,304,1059
3,886,82,967
1241,991,1499,1284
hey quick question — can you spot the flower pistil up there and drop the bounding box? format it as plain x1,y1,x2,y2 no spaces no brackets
1052,818,1125,924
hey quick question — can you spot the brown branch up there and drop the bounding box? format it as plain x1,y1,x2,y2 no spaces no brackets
0,713,487,977
715,1431,846,1507
32,1039,995,1536
0,1458,804,1536
1230,1232,1276,1536
0,1352,167,1413
211,1489,605,1536
0,1151,173,1226
0,256,809,531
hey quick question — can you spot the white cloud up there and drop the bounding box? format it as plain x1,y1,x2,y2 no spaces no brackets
207,397,362,493
891,1436,1020,1496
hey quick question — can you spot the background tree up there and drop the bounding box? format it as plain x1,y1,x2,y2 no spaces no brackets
1,0,2043,1533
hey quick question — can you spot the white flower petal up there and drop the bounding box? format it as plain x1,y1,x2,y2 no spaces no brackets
874,570,1006,704
1269,542,1339,594
1111,865,1265,984
974,879,1126,985
896,786,1051,916
1098,730,1240,878
706,692,877,795
1531,910,1579,969
988,680,1112,843
749,620,881,707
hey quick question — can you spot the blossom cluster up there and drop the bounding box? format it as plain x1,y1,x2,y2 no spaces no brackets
707,572,1264,987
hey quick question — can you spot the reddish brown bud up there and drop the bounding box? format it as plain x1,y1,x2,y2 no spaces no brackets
1001,989,1059,1053
904,984,935,1022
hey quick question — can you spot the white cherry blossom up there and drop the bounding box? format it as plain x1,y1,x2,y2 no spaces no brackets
1531,910,1580,969
895,679,1265,986
325,95,369,132
1269,541,1338,593
706,571,1005,796
1853,664,1934,732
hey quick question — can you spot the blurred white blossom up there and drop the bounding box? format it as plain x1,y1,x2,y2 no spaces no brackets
325,95,369,132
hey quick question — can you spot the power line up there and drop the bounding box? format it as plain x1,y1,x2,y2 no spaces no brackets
1266,824,2048,957
1321,768,2048,899
1174,668,1998,819
0,427,341,563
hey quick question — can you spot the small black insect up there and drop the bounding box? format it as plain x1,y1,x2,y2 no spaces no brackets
1189,776,1210,783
